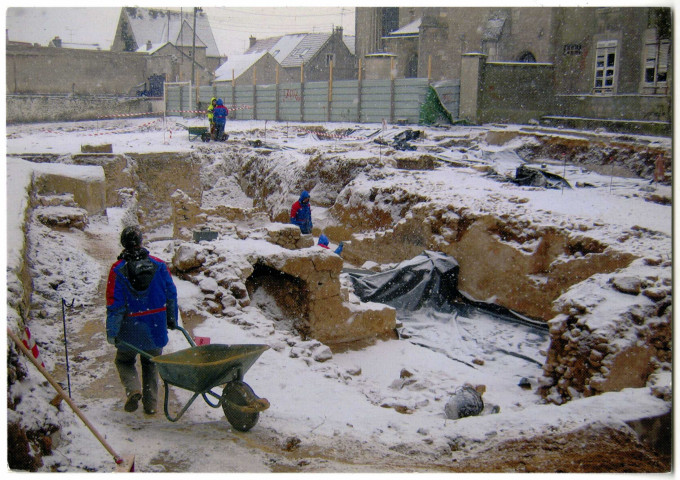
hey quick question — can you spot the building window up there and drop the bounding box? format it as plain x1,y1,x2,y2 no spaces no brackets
593,40,618,94
518,51,536,63
326,53,335,66
563,44,582,55
644,31,670,87
381,7,399,37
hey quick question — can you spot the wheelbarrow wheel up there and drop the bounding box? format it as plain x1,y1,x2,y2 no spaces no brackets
222,381,262,432
201,132,210,142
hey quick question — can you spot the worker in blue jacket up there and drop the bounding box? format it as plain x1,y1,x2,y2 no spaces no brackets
290,190,313,234
106,226,178,415
212,98,228,140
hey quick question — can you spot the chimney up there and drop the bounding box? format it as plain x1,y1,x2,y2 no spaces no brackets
335,26,343,37
249,36,257,48
146,40,152,51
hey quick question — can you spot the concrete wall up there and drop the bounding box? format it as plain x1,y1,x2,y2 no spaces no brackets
6,45,148,95
6,95,160,124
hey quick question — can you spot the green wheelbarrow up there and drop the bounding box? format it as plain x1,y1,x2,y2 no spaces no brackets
177,123,211,142
118,326,270,432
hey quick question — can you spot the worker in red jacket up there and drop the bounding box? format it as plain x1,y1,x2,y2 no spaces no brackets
290,190,312,234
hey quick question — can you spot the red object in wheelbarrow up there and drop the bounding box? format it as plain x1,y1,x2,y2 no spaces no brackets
118,326,269,432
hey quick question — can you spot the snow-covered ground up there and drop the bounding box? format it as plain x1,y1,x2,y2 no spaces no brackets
5,117,672,474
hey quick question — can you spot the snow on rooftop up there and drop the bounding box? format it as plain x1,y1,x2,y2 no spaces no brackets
214,51,269,81
135,42,170,54
125,7,220,57
388,17,421,36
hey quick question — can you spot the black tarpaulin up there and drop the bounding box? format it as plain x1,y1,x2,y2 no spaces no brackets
512,165,572,189
348,250,546,330
348,251,460,312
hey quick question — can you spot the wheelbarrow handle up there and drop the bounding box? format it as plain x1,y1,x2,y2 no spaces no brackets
175,325,197,347
115,325,196,357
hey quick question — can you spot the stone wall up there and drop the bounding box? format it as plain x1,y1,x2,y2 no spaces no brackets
171,239,396,345
554,94,672,123
539,259,672,404
478,60,556,124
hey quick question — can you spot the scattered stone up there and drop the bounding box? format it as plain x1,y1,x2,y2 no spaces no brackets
399,368,413,378
283,436,301,451
381,403,413,414
198,276,219,293
472,358,485,366
518,377,532,390
642,287,669,301
312,345,333,362
611,276,642,295
346,365,362,376
172,244,205,271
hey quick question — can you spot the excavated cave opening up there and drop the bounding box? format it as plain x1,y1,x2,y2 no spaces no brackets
245,263,311,339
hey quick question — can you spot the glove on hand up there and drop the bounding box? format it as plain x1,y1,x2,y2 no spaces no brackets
107,336,117,345
167,320,177,330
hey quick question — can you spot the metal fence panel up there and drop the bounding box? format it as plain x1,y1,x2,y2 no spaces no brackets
279,82,302,122
255,84,277,120
360,80,392,123
303,81,329,122
165,77,461,125
234,85,255,120
330,80,359,122
394,78,430,123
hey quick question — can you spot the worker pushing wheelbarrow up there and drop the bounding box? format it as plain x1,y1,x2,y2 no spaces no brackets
118,326,269,432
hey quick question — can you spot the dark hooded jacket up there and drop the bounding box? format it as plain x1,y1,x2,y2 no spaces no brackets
290,190,312,234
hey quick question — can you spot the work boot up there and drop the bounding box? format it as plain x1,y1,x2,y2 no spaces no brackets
124,391,142,412
144,406,157,415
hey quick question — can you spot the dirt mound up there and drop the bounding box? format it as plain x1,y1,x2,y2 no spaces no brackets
446,424,670,473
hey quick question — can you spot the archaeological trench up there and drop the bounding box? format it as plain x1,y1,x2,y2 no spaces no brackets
7,126,672,470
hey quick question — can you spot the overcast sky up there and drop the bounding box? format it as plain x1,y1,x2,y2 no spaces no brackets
5,5,356,58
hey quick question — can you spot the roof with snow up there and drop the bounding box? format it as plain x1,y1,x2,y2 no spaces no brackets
121,7,220,57
213,51,269,82
245,31,354,68
135,41,171,55
385,18,422,38
246,34,309,65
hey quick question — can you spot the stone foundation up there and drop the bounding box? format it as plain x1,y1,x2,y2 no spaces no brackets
539,259,672,404
172,240,396,345
343,203,636,321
